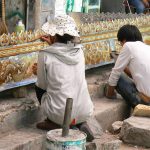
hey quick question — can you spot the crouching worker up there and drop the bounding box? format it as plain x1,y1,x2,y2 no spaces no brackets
105,24,150,108
32,15,94,142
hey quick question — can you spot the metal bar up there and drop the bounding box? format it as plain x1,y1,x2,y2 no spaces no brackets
62,98,73,137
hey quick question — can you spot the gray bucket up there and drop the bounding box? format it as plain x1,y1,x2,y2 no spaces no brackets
46,129,87,150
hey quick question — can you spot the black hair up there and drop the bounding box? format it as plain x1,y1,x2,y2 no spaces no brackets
117,24,143,42
56,34,74,44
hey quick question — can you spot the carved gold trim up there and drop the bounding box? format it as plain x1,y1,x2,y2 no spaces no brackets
79,15,150,36
0,29,46,47
0,42,49,58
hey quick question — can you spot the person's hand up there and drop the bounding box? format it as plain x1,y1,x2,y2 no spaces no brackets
32,63,37,75
40,35,55,45
110,51,119,63
142,0,149,7
104,83,117,99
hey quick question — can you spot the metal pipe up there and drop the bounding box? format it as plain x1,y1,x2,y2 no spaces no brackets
62,98,73,137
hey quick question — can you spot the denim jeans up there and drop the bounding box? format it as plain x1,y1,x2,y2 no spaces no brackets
128,0,147,13
116,74,150,108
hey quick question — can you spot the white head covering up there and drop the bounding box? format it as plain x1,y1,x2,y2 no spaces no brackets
41,14,80,37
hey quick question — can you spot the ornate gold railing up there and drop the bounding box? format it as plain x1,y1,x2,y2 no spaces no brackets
0,29,49,58
0,14,150,90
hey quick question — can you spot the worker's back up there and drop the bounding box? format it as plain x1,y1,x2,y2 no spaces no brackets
36,43,93,125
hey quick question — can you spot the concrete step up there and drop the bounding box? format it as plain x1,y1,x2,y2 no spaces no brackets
0,87,43,134
0,127,46,150
86,65,111,98
93,97,130,131
86,66,130,131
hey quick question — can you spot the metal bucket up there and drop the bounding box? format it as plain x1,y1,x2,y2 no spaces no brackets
46,129,87,150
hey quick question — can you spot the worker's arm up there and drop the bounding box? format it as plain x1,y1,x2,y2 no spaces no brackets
106,44,131,99
110,52,132,78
